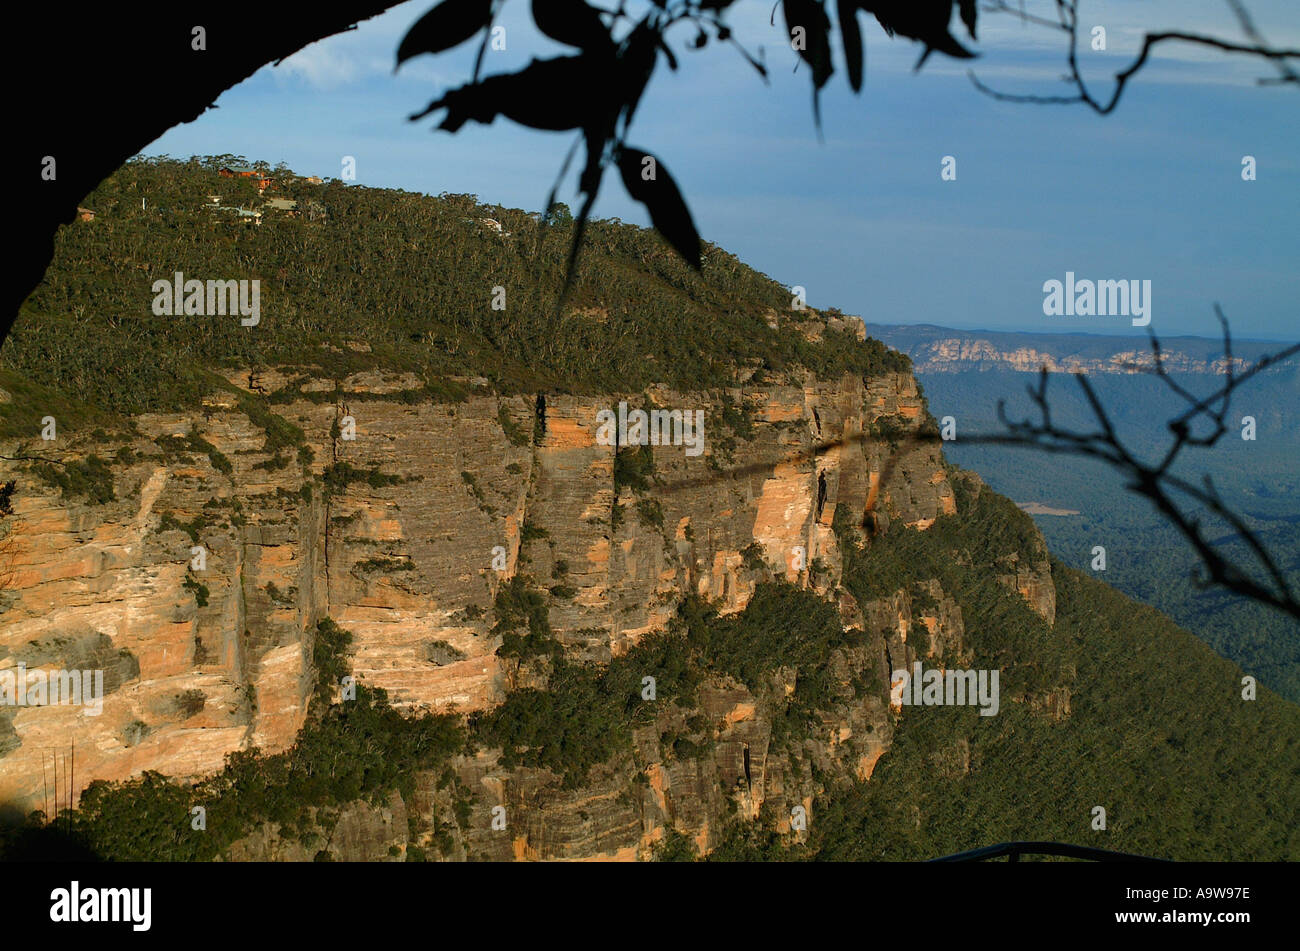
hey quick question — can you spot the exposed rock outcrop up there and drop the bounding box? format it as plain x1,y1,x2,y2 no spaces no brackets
0,356,1054,857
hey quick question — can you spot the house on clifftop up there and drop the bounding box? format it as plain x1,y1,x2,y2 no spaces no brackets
218,166,273,193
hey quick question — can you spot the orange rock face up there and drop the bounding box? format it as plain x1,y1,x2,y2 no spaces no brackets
0,365,998,828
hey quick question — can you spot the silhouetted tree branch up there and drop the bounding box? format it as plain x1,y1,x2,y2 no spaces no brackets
970,0,1300,110
400,0,1296,287
398,0,988,289
989,310,1300,619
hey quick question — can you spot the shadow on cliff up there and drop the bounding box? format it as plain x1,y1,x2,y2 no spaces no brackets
0,804,102,862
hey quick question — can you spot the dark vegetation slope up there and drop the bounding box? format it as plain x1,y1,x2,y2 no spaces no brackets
3,155,905,439
703,489,1300,861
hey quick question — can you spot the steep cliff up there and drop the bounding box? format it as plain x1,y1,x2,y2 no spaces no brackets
0,344,974,842
4,159,1296,862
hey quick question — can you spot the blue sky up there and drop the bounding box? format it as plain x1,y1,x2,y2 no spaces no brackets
144,0,1299,340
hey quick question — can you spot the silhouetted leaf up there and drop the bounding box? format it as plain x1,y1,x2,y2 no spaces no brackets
660,36,680,69
839,0,864,92
959,0,977,41
730,40,768,79
504,57,612,129
397,0,494,67
531,0,612,52
616,147,701,270
783,0,834,90
618,21,660,129
864,1,974,63
411,56,604,132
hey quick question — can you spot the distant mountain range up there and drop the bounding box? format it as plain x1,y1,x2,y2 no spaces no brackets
864,320,1300,704
864,322,1294,377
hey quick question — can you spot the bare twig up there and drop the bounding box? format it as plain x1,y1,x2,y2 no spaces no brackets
972,1,1300,111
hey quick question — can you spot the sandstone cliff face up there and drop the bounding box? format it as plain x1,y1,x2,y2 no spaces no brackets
227,571,974,863
0,360,1053,858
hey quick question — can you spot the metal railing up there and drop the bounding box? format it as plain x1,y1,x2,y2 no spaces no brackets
930,841,1170,862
